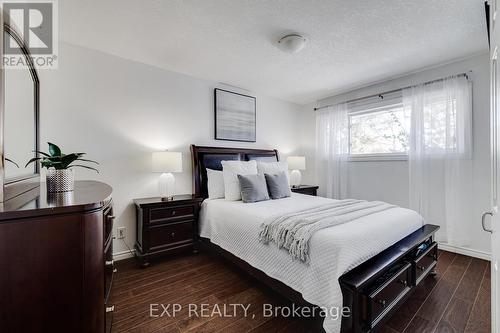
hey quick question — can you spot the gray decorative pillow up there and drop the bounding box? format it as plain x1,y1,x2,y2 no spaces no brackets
237,173,270,203
265,172,291,199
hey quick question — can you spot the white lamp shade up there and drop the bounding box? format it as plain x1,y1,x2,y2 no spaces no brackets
287,156,306,170
152,151,182,173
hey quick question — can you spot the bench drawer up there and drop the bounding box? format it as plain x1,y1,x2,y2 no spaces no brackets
366,262,412,326
413,242,438,285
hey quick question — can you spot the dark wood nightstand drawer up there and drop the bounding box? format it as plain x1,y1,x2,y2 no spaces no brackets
149,221,194,250
149,205,194,223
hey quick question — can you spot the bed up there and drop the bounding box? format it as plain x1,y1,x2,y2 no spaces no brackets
191,145,439,333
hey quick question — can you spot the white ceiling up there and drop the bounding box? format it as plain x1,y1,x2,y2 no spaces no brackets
59,0,488,105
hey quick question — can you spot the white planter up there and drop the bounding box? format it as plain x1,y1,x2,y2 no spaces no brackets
47,191,75,206
46,168,74,193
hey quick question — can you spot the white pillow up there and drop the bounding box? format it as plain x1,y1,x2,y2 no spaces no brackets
257,161,290,186
222,160,258,200
207,169,225,199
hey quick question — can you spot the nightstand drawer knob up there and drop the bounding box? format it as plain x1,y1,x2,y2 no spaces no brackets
172,211,176,216
171,232,175,238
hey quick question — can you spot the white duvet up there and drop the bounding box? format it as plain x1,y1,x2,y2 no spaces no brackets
199,193,423,333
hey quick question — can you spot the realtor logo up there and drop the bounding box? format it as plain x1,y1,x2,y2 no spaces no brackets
2,0,58,69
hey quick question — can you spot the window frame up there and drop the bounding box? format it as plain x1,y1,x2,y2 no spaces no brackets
347,103,409,162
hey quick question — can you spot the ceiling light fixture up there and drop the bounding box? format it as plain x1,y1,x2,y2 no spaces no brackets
277,34,307,54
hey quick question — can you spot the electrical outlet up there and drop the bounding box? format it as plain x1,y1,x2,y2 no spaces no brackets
117,227,126,240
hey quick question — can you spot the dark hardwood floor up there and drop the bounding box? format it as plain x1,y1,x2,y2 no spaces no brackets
111,250,490,333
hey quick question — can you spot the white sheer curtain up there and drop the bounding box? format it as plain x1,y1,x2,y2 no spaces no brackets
315,103,349,199
404,75,473,245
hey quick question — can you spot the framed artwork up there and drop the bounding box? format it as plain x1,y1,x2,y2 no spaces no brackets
214,88,256,142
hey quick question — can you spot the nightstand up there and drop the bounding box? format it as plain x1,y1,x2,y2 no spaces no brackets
291,185,319,196
134,194,203,267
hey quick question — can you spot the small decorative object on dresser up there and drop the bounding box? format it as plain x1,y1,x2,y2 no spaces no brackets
152,151,183,201
134,194,203,267
286,155,306,188
26,142,99,193
290,185,319,196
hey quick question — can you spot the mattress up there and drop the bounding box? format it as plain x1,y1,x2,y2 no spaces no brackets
199,193,423,333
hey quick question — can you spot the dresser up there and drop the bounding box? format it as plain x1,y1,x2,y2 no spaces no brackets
134,195,203,267
0,181,114,333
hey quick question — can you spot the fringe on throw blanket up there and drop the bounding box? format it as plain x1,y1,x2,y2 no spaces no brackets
259,200,395,263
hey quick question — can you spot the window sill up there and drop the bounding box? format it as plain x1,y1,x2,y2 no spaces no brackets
348,154,408,162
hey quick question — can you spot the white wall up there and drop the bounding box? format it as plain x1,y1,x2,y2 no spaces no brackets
35,44,490,259
38,43,304,258
308,53,492,257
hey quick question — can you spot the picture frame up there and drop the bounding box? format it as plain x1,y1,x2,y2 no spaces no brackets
214,88,256,142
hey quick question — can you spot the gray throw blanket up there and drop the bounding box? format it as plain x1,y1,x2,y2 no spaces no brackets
259,200,396,262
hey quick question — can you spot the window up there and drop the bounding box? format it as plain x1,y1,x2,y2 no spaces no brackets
348,103,410,159
345,78,468,161
421,98,458,153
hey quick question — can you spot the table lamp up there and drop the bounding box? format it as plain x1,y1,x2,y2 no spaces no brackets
287,156,305,188
152,151,182,201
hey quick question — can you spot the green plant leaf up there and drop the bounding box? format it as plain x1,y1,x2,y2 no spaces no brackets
60,153,82,168
5,158,19,168
48,156,65,162
76,158,99,165
25,157,41,168
70,164,99,173
33,150,51,157
40,159,63,169
47,142,62,157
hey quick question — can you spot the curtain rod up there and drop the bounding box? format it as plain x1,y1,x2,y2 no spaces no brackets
313,72,470,111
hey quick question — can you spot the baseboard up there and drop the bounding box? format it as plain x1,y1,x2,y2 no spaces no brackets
438,243,491,261
113,243,491,262
113,249,136,261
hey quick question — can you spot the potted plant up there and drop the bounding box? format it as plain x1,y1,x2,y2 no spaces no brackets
26,142,99,193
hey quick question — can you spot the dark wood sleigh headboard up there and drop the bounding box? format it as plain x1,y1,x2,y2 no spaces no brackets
191,145,279,199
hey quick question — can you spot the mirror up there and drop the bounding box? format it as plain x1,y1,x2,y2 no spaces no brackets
1,22,40,202
4,50,36,178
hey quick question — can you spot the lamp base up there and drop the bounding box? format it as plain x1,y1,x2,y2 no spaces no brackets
290,169,302,188
159,173,175,199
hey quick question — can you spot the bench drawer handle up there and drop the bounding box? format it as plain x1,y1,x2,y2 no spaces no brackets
398,279,408,286
376,299,387,307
